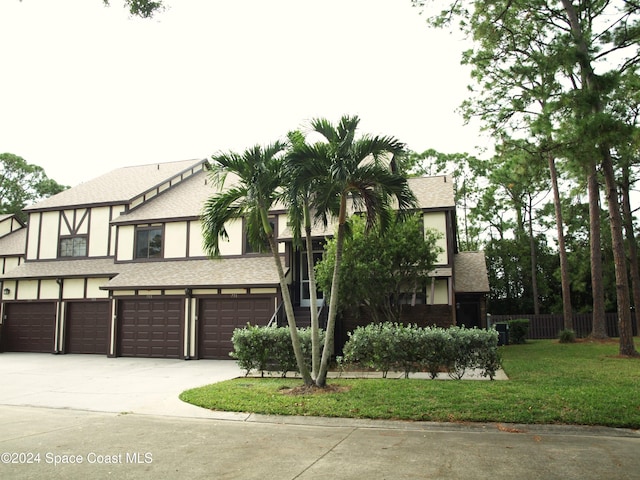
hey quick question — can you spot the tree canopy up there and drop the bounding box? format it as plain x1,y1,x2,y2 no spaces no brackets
102,0,163,18
410,0,640,355
315,214,442,324
0,153,67,222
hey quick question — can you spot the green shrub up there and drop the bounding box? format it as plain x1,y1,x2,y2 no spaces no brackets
475,329,501,380
419,326,452,379
341,323,502,380
394,323,423,378
230,324,272,375
446,326,500,379
558,328,576,343
230,325,324,377
341,322,399,377
341,325,375,370
508,319,530,344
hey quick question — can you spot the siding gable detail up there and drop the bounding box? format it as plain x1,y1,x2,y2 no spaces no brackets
60,209,90,236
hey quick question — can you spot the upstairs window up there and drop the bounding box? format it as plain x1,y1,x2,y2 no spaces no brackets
59,236,87,258
135,226,163,259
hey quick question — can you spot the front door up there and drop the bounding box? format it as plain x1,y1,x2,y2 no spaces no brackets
300,242,324,307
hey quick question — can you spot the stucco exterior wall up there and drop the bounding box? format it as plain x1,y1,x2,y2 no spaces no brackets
1,257,21,274
87,278,110,298
26,213,40,259
164,221,188,258
63,279,85,298
110,206,125,257
188,220,206,258
17,279,39,299
427,278,450,305
89,207,111,257
423,212,448,265
0,217,21,237
218,219,243,256
39,212,61,259
117,225,135,261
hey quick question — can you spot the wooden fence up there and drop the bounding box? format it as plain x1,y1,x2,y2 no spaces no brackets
489,313,638,339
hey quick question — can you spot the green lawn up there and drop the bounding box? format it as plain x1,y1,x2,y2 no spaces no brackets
180,339,640,428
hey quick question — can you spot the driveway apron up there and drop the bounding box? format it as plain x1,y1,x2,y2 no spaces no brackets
0,353,244,418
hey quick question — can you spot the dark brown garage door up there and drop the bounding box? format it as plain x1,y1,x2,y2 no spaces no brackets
65,301,110,355
198,296,275,359
2,302,56,353
118,299,182,358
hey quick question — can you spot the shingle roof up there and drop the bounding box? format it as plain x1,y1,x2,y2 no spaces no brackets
279,175,455,240
25,159,206,211
112,169,213,224
0,228,26,257
0,258,120,280
105,167,455,228
104,256,285,290
408,175,455,209
454,251,490,293
0,255,285,290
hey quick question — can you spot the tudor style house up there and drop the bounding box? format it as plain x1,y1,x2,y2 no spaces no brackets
0,158,489,359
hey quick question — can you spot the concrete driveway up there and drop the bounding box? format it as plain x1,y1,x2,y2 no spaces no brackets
0,352,245,418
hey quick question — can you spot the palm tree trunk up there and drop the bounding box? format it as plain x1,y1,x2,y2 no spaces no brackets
303,203,321,380
316,196,348,387
548,154,573,329
262,209,313,385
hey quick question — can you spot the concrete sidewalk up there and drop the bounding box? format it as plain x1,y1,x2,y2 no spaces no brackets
1,405,638,480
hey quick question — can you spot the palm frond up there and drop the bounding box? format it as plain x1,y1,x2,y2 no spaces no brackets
201,186,248,257
309,117,339,144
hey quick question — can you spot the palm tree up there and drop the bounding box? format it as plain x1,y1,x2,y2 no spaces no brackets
288,115,417,387
201,142,313,385
285,130,324,380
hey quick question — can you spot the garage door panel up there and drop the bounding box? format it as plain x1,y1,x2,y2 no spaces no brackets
118,299,183,358
66,301,110,355
2,303,56,353
198,296,276,360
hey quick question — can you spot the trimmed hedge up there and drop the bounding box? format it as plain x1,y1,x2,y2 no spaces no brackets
230,325,324,377
507,319,530,344
341,323,501,380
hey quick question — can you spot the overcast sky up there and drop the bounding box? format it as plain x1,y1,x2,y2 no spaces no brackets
0,0,487,187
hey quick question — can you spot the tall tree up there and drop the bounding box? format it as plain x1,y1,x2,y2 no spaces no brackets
287,115,416,387
0,153,67,222
200,143,313,385
559,0,638,356
610,71,640,339
490,140,551,314
423,0,578,327
420,0,639,355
